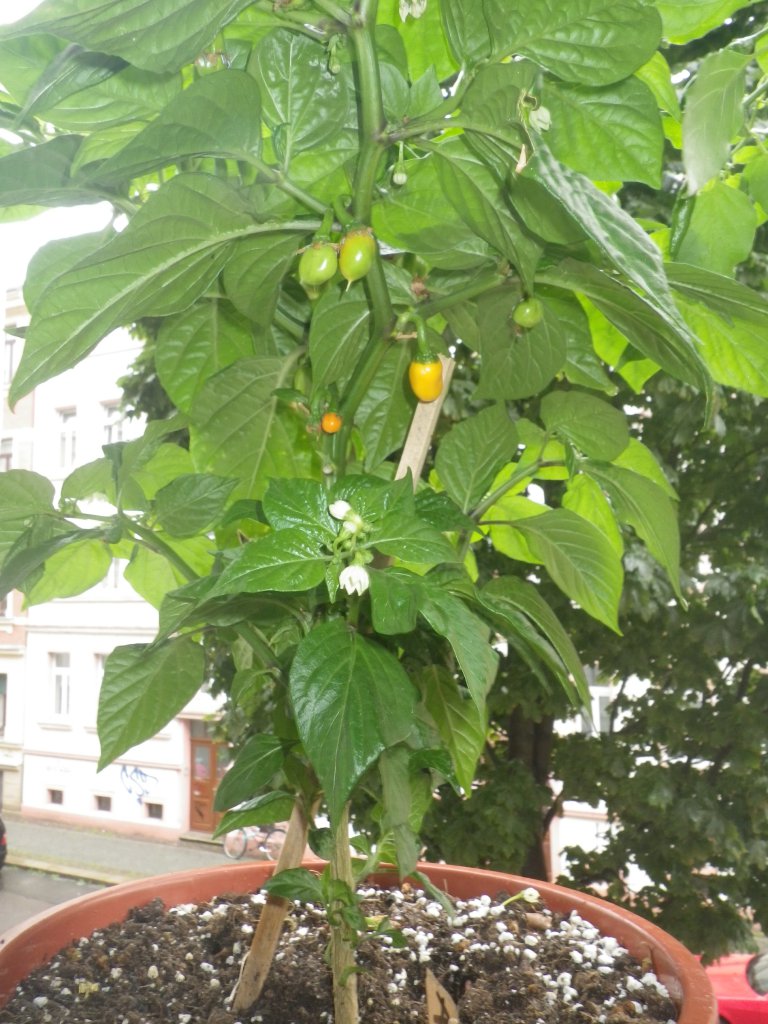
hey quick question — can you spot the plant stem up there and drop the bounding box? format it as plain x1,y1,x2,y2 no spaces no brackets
330,802,359,1024
416,270,507,319
128,521,199,581
247,159,329,215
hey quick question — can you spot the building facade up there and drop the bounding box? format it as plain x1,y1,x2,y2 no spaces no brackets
0,288,225,840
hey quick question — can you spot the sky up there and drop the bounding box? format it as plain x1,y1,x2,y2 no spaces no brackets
0,0,111,294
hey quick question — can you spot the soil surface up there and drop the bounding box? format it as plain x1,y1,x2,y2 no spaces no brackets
1,881,678,1024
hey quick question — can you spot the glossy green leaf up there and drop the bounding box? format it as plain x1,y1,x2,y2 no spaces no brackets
656,0,760,44
15,44,126,122
309,287,371,390
675,295,768,397
668,262,768,326
213,792,296,837
634,51,680,119
214,734,285,811
376,0,457,81
356,343,414,471
262,478,336,539
210,529,328,597
562,474,624,557
61,458,115,503
124,544,185,609
512,508,624,632
253,30,352,156
289,620,415,822
419,588,498,710
486,0,661,84
435,404,518,512
543,77,663,187
440,0,492,65
366,510,459,565
379,745,419,877
368,568,421,635
4,0,253,74
0,136,96,207
612,439,677,500
419,665,486,793
682,49,749,193
0,525,88,600
262,867,325,903
540,391,630,461
97,637,205,769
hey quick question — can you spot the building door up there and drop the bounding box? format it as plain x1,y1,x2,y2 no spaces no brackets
189,728,228,832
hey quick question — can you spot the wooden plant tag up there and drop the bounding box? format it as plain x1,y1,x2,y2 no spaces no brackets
425,968,460,1024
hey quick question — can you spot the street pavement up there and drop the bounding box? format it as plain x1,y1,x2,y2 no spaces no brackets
3,811,230,885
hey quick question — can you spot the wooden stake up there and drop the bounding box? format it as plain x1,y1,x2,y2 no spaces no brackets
230,799,312,1014
396,354,455,483
425,968,460,1024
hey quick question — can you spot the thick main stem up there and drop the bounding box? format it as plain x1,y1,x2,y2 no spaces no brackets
330,803,359,1024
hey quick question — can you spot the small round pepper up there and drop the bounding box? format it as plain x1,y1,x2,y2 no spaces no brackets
408,356,443,403
321,411,343,434
338,227,376,284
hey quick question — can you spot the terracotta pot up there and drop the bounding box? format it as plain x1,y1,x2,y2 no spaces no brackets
0,861,717,1022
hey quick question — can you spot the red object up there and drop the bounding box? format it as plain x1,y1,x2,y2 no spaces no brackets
706,953,768,1023
0,861,718,1022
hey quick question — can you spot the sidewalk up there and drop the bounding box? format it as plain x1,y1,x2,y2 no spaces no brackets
3,812,233,884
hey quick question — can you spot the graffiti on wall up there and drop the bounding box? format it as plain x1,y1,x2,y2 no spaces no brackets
120,765,158,805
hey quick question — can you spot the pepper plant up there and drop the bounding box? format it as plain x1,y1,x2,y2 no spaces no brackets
1,0,768,1020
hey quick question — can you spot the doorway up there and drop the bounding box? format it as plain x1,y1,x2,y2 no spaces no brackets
188,722,228,832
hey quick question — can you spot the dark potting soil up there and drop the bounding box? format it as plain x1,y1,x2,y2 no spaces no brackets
1,881,678,1024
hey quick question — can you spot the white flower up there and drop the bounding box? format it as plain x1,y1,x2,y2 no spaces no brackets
519,886,540,903
329,499,352,520
399,0,427,20
341,511,365,535
339,564,370,596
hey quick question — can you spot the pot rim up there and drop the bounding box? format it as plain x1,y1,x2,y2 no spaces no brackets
0,860,717,1024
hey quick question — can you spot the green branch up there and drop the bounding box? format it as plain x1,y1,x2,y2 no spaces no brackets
128,521,199,582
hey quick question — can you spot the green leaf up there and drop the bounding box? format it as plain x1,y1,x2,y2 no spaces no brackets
473,290,567,401
634,51,680,120
612,438,677,500
656,0,759,45
213,792,296,837
563,474,624,557
5,0,253,74
0,469,54,516
682,49,749,194
97,637,205,769
376,0,457,81
214,734,285,811
155,302,257,413
542,77,663,188
667,262,768,326
440,0,491,66
10,174,281,402
379,745,419,877
210,529,328,597
368,568,421,635
309,287,371,390
540,391,630,461
253,30,352,157
372,156,495,270
154,474,237,537
87,71,263,185
435,404,518,512
223,233,302,331
0,136,96,208
419,587,498,710
418,665,487,793
123,544,185,609
674,295,768,397
584,462,682,597
436,139,541,288
366,511,459,565
189,355,316,501
487,0,661,85
15,44,127,123
25,537,112,604
262,478,336,539
262,867,325,904
0,526,89,600
479,576,592,705
537,259,709,391
356,343,414,471
513,508,624,632
289,620,416,822
675,183,756,276
61,458,115,503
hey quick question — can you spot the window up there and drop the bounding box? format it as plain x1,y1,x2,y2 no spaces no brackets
102,402,124,445
58,408,77,468
48,788,64,805
50,653,71,716
0,674,6,736
3,335,18,385
0,595,7,617
0,437,11,472
146,802,163,820
581,694,613,735
95,795,112,812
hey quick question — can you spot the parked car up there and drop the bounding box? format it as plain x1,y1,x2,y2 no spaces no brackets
706,951,768,1023
0,815,6,868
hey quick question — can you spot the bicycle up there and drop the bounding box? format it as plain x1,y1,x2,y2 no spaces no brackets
222,822,287,861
